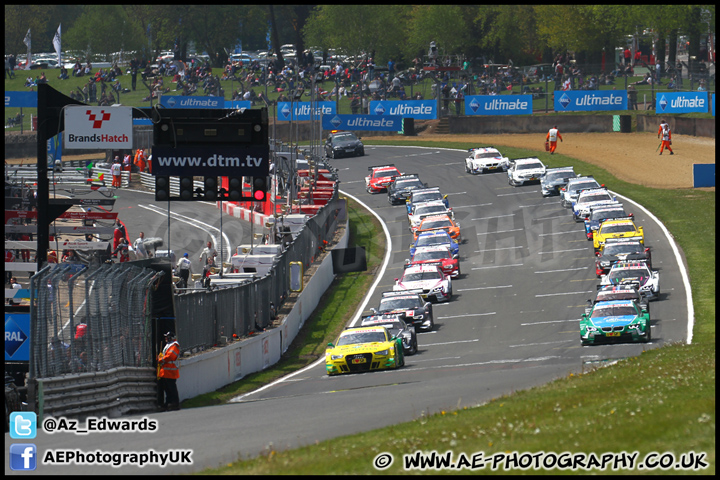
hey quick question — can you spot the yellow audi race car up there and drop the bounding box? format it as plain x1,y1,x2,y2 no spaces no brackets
325,326,405,375
592,217,644,253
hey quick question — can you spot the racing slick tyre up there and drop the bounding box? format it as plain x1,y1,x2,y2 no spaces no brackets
465,162,471,173
408,339,418,356
397,346,405,367
367,185,373,194
645,325,652,342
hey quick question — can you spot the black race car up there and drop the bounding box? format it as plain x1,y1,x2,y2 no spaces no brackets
371,291,434,332
360,314,418,355
594,238,651,277
324,131,364,159
387,174,427,205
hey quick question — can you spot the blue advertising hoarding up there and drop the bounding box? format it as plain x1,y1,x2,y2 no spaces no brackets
224,100,252,110
554,90,627,112
5,91,37,108
369,100,437,119
47,133,62,167
465,95,533,115
159,95,224,109
322,114,403,131
277,101,336,121
5,313,31,362
656,92,709,114
693,164,715,188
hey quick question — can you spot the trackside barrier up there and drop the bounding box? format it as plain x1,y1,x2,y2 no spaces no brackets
4,166,129,188
139,171,204,197
176,216,348,402
37,367,158,422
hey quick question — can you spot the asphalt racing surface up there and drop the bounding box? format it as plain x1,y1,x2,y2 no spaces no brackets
6,145,690,475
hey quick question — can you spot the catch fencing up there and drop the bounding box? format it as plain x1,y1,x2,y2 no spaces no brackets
173,186,342,355
30,262,164,380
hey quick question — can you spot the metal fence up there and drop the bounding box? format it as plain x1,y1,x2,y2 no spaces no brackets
173,187,342,354
30,262,164,379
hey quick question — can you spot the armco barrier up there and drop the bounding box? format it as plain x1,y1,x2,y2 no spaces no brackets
176,215,348,402
37,367,158,421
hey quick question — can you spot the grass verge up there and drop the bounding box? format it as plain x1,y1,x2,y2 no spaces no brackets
195,139,715,474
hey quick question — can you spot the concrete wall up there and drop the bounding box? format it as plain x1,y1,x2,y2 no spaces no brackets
176,218,349,402
636,116,715,138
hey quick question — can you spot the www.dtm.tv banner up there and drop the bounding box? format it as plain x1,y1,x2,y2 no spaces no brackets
554,90,627,112
322,114,403,131
152,145,270,176
464,95,533,115
277,101,336,121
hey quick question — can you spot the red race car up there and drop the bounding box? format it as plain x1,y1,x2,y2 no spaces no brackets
405,245,460,278
365,164,402,194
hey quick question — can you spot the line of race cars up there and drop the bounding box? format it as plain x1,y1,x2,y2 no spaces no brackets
326,147,662,375
465,149,660,346
522,153,660,346
326,164,460,375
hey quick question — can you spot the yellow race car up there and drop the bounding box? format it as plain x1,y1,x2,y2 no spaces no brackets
325,326,404,375
593,217,644,253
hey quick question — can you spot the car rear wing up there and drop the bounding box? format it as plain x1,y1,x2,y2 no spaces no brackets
368,164,396,171
391,174,420,181
404,260,443,269
381,290,424,298
604,236,643,245
467,146,496,152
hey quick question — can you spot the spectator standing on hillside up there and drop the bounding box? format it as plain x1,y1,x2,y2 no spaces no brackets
624,47,631,66
627,85,638,110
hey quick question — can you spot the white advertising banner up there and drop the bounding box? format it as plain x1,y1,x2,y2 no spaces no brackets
64,106,133,150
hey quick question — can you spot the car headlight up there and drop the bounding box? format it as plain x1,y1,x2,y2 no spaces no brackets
330,354,344,360
431,285,445,293
600,261,611,267
585,326,598,332
626,324,640,330
375,349,390,356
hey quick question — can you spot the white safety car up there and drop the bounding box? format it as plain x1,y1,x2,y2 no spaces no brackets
464,146,509,174
393,264,452,302
507,157,546,186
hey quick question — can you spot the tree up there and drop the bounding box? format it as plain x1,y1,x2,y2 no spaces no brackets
64,6,142,61
475,5,543,65
304,5,410,67
405,5,471,63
